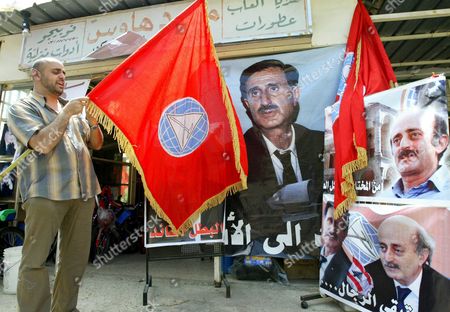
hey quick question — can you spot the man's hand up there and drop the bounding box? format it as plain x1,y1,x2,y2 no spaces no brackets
62,97,89,117
29,97,91,154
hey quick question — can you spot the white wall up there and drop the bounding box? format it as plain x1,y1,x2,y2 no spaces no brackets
311,0,356,47
0,0,357,85
0,34,30,84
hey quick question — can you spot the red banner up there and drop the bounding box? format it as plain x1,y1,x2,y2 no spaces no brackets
332,0,396,218
88,0,247,233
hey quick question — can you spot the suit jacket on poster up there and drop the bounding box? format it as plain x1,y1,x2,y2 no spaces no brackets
365,259,450,312
238,123,324,245
320,248,352,291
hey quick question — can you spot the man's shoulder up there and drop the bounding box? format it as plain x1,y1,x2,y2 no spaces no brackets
9,93,36,113
243,126,258,139
243,126,263,147
328,249,351,268
420,265,450,311
365,259,385,275
293,123,324,150
435,165,450,185
293,123,323,138
423,265,449,285
293,123,324,160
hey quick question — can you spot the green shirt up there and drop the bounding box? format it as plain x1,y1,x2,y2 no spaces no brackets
7,91,100,201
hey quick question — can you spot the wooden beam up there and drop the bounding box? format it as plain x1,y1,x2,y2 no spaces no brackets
392,59,450,67
380,31,450,42
395,70,448,80
371,9,450,23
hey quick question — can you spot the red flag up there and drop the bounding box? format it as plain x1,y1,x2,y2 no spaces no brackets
88,0,247,232
332,0,396,218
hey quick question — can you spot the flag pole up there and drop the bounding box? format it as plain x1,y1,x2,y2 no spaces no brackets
0,149,32,180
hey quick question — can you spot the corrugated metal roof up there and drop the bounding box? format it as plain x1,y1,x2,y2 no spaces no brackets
365,0,450,82
0,0,180,36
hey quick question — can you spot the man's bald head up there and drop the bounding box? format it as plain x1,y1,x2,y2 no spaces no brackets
32,57,63,73
31,57,66,97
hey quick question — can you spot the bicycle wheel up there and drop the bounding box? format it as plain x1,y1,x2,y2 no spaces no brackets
0,226,24,250
95,229,111,257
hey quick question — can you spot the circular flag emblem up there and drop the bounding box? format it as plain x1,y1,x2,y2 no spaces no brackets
158,97,209,157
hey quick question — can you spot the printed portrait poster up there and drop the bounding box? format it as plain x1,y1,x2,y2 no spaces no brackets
220,45,344,257
0,123,18,157
323,75,450,203
319,194,450,312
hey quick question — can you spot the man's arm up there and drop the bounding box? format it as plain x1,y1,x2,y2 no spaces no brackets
86,124,103,150
85,104,103,150
28,98,86,154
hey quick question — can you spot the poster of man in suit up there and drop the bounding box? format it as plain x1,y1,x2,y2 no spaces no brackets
320,76,449,311
318,199,449,312
221,46,344,257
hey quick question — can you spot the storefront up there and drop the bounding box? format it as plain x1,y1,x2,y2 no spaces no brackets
0,0,355,209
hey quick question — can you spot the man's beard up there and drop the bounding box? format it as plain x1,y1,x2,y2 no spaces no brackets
42,78,64,96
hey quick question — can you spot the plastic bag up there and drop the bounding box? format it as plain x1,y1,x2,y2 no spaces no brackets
231,256,289,285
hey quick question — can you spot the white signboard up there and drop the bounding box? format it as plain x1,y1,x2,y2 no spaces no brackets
83,1,188,55
20,0,311,66
221,0,308,42
22,22,85,65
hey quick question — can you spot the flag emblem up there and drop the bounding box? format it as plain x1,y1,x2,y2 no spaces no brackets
158,97,209,157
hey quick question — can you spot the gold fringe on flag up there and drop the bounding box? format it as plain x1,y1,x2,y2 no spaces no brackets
206,0,248,191
334,38,368,219
87,83,247,235
334,137,367,219
86,0,248,236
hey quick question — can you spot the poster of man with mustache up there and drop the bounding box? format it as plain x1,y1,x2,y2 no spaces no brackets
320,76,450,311
221,46,344,259
318,194,450,312
323,75,450,202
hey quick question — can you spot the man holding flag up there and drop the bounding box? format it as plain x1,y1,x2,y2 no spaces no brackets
8,57,103,312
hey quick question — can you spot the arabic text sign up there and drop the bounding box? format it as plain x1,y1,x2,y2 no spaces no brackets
222,0,308,41
22,22,85,65
146,203,225,248
83,1,187,55
20,0,311,66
